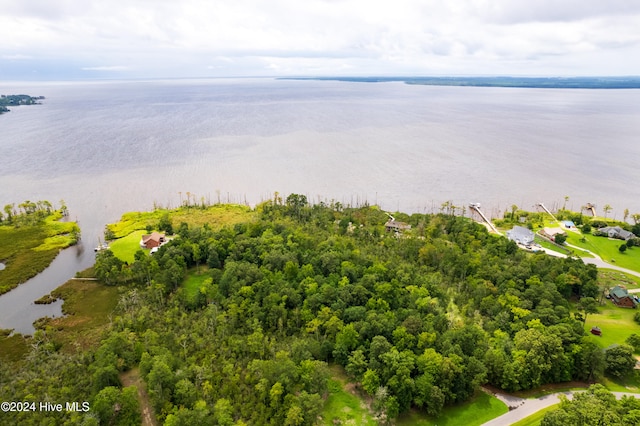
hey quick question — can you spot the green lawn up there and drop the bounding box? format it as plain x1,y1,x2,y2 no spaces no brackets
323,366,377,425
533,235,572,256
182,269,211,300
396,391,508,426
584,301,640,351
511,403,560,426
566,232,640,273
108,230,147,263
600,370,640,393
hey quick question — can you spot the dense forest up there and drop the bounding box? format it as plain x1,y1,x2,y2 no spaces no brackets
2,195,631,425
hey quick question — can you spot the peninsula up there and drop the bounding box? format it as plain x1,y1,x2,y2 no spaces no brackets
0,94,45,114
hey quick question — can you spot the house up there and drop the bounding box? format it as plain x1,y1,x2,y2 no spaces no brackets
596,226,635,241
540,227,567,241
506,226,535,246
562,220,576,229
609,286,638,308
140,232,166,249
385,220,411,233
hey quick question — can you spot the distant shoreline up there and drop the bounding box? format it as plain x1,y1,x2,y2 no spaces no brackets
279,76,640,89
0,94,45,115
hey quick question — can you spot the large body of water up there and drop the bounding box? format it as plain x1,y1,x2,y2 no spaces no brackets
1,78,639,333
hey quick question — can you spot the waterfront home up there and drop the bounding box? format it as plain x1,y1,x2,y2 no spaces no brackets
506,226,535,246
540,227,567,241
385,220,411,233
562,220,576,229
595,226,635,241
140,232,166,249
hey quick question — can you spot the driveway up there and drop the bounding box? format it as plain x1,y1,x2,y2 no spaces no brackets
482,389,640,425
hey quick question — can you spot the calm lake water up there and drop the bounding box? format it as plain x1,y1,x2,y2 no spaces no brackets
1,78,640,333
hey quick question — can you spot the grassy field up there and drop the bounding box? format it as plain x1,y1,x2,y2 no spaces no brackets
584,301,640,352
396,391,508,426
109,230,147,263
511,403,560,426
0,212,79,294
566,232,640,273
323,365,377,425
107,204,255,238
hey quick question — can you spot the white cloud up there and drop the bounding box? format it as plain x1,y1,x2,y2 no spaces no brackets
0,0,639,78
81,66,130,71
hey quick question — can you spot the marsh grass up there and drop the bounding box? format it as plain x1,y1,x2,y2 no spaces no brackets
0,212,79,294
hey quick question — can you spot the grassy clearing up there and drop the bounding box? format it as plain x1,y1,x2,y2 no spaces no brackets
511,403,560,426
584,301,640,352
0,212,79,294
396,391,508,426
107,204,254,238
182,269,211,300
109,230,147,263
566,232,640,273
323,365,377,426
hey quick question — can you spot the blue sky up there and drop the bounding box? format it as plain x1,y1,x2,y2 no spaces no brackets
2,0,639,80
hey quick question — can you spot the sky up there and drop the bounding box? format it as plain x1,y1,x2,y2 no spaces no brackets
1,0,640,80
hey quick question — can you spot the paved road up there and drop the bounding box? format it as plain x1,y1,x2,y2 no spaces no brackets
482,389,640,425
565,243,640,278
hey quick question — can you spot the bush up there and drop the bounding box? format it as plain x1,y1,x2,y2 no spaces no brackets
634,311,640,325
591,220,608,229
626,334,640,352
619,244,627,253
581,223,592,234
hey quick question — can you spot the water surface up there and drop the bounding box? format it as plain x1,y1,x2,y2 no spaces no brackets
1,78,639,333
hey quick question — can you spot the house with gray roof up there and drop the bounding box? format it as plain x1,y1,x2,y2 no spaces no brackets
506,226,535,246
596,226,635,241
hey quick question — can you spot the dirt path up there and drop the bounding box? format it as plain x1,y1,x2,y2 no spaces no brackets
120,368,158,426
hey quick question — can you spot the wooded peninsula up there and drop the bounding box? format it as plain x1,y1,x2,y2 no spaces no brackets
0,95,45,114
1,195,640,425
